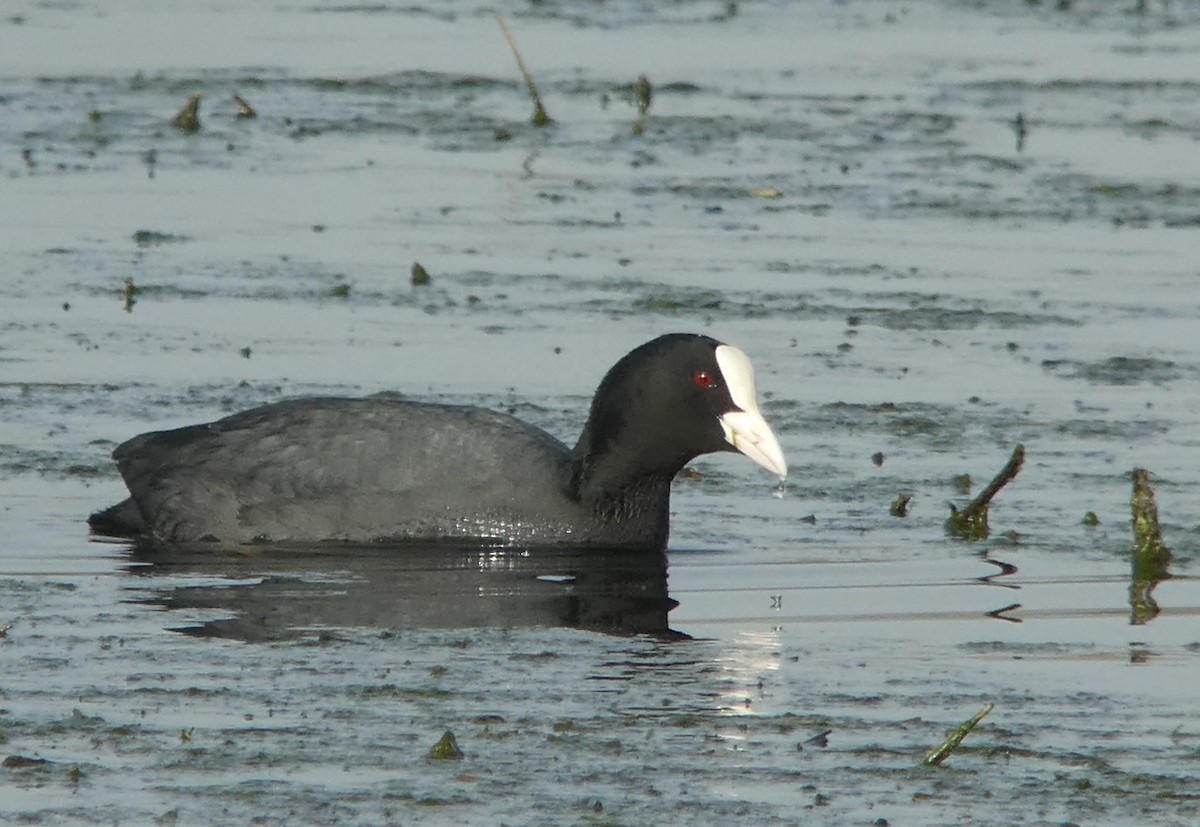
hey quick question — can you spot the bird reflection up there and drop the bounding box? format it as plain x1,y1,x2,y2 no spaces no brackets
122,542,681,641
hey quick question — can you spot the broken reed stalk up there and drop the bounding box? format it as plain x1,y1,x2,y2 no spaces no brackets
1130,468,1171,568
635,74,653,117
924,703,993,767
946,444,1025,540
1129,468,1172,625
495,14,551,126
171,91,203,134
233,94,257,119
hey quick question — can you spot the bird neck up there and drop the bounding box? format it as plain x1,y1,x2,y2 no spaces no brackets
570,430,673,547
572,408,694,487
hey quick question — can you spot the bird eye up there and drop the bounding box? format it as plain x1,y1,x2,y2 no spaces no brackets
693,370,715,389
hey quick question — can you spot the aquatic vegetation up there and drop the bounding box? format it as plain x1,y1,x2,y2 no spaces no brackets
634,75,652,117
132,230,190,247
495,15,551,127
1131,469,1170,566
122,278,139,313
632,74,652,135
633,289,723,313
427,730,464,760
1129,468,1172,625
946,445,1025,541
233,94,256,119
1042,356,1183,386
171,91,202,133
924,703,993,767
3,2,1200,824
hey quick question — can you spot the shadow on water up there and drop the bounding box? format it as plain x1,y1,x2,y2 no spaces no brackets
118,541,683,641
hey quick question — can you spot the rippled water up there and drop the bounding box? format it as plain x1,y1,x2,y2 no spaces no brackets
3,1,1200,824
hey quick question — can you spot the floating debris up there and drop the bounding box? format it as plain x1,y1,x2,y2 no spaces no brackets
495,15,551,127
132,229,189,247
924,703,993,766
3,755,50,769
171,91,203,134
804,729,831,748
946,445,1024,540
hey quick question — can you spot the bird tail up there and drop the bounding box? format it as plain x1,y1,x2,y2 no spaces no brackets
87,498,146,538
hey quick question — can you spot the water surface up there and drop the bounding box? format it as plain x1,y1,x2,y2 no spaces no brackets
2,1,1199,824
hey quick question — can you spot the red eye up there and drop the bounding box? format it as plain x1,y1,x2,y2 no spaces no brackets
693,370,715,389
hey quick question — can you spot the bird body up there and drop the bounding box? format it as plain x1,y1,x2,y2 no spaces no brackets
89,334,786,550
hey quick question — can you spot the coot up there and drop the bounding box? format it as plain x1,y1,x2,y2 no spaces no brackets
89,333,787,549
